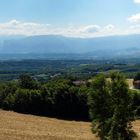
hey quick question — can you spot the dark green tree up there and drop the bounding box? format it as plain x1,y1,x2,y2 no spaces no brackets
88,74,112,140
14,88,32,113
134,73,140,81
19,74,39,89
108,72,136,140
88,72,136,140
0,82,17,109
131,90,140,117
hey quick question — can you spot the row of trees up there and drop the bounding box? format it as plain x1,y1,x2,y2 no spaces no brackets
0,75,89,120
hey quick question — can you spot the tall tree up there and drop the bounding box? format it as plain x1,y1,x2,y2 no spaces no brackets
88,74,112,140
108,72,136,140
88,72,136,140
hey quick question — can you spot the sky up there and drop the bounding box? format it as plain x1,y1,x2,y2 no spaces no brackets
0,0,140,37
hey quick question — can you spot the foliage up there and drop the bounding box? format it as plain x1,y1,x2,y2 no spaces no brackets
19,74,39,89
88,72,136,140
0,75,89,120
108,72,136,140
0,82,17,109
88,74,112,139
40,79,89,119
131,90,140,117
0,59,140,82
14,89,40,113
134,73,140,81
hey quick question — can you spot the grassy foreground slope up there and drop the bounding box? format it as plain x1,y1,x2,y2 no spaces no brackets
0,110,95,140
0,109,139,140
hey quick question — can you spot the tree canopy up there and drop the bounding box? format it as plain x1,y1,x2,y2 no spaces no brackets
88,72,136,140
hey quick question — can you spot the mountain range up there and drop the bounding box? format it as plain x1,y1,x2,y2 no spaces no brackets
0,34,140,59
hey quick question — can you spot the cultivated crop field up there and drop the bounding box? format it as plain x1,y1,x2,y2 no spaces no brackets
0,109,139,140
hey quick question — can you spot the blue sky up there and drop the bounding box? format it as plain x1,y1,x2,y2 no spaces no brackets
0,0,140,37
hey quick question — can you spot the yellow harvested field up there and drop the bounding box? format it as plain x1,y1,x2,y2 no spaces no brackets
0,109,139,140
0,110,96,140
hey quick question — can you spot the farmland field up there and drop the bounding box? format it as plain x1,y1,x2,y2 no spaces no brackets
0,110,96,140
0,109,140,140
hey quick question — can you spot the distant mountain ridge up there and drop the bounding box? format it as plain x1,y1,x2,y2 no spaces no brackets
0,34,140,59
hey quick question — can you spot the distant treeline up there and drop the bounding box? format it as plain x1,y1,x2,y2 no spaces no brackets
0,59,140,82
0,73,140,121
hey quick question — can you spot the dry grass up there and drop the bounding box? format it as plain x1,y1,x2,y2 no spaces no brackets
133,120,140,139
0,110,96,140
0,109,140,140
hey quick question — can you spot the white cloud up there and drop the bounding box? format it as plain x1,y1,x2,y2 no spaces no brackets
9,19,20,25
130,24,140,29
134,0,140,3
128,13,140,23
0,20,50,36
0,20,117,37
66,24,117,38
127,24,140,34
1,19,140,38
104,24,115,30
79,25,101,33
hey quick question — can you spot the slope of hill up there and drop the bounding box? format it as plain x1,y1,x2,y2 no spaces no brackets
0,109,139,140
0,109,95,140
0,34,140,59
